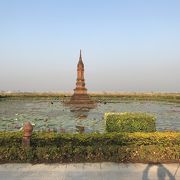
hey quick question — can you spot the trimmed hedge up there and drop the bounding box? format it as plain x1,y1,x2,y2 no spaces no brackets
105,112,156,132
0,131,179,163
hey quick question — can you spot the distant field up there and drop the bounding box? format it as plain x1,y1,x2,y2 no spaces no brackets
91,92,180,103
0,92,180,103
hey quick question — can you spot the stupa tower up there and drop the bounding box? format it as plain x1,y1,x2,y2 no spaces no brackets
74,50,87,95
69,50,94,105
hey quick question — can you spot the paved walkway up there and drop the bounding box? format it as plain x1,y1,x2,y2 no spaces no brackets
0,163,179,180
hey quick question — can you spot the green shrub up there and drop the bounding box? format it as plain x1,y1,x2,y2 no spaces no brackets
105,112,156,133
0,131,179,163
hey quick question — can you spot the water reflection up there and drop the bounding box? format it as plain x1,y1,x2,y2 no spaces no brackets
67,103,96,133
76,125,85,133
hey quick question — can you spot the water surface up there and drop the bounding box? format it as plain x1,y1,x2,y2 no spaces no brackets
0,99,179,132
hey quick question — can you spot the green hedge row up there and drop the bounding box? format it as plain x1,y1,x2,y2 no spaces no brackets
0,132,179,163
105,112,156,132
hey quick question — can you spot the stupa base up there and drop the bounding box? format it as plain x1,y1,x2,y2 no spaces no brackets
64,93,96,111
69,94,94,104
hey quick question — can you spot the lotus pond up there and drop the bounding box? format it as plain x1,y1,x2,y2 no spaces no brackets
0,98,179,132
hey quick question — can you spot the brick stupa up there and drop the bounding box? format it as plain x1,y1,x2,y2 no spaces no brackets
68,50,94,106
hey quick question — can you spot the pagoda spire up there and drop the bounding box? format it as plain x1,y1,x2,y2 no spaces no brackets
80,49,82,59
66,50,95,107
78,49,84,65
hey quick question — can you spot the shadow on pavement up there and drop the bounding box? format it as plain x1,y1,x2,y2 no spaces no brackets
142,164,176,180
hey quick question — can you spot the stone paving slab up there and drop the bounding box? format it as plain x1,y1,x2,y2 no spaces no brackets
0,163,179,180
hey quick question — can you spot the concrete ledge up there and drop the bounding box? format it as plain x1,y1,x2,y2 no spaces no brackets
0,163,179,180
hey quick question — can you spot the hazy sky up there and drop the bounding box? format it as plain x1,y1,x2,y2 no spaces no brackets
0,0,180,92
